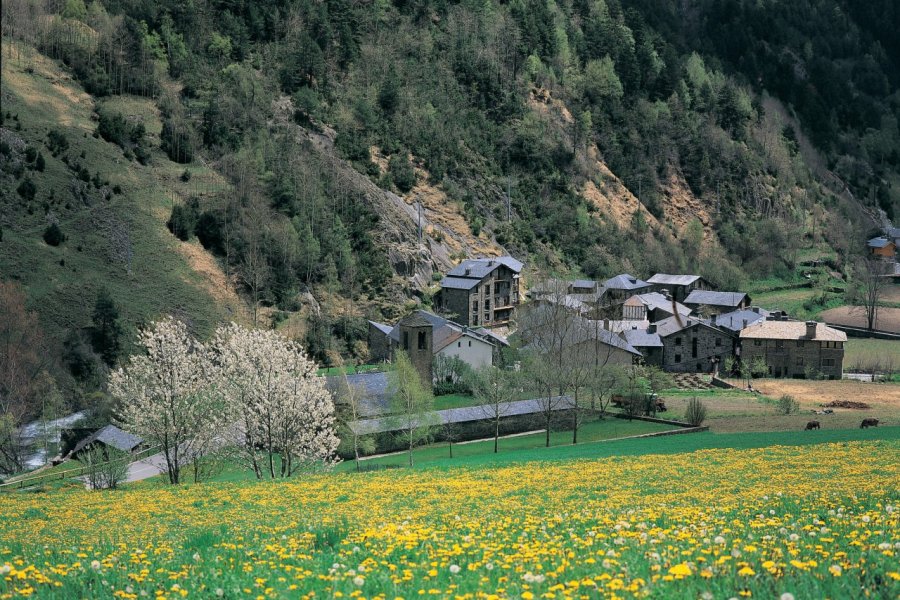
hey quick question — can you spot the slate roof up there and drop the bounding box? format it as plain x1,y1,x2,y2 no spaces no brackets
398,312,435,328
684,290,748,308
560,317,642,355
647,273,703,286
387,310,495,352
350,396,575,435
604,274,650,290
867,236,893,249
570,279,598,290
326,372,391,417
654,315,706,337
710,308,768,333
887,227,900,240
439,276,481,290
740,320,847,342
72,425,143,455
622,328,663,348
626,292,692,317
446,256,523,279
368,320,393,335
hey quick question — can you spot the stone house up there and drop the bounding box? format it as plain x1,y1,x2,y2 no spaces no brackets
655,315,736,373
368,310,500,385
621,325,664,367
706,307,768,334
70,425,144,459
683,290,751,316
601,274,653,304
622,292,692,323
436,256,523,327
647,274,713,303
739,320,846,379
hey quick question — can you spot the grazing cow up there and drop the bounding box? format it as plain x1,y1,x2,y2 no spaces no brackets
805,421,820,430
860,418,880,429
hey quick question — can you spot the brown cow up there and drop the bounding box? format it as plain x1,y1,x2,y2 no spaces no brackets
860,418,880,429
805,421,820,430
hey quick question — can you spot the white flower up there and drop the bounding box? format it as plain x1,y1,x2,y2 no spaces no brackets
789,533,800,541
449,565,461,574
192,553,200,562
90,560,101,571
353,576,365,587
886,505,895,514
701,592,714,600
862,515,871,523
878,542,891,550
215,589,224,598
714,536,726,545
781,593,796,600
0,565,10,575
485,562,494,571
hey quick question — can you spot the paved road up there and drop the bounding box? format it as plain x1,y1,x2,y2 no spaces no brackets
124,453,169,482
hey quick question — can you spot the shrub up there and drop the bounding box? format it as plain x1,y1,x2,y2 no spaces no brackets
82,445,130,490
389,154,417,193
16,177,36,201
685,396,707,426
775,394,799,415
43,223,65,246
167,200,200,241
161,119,195,163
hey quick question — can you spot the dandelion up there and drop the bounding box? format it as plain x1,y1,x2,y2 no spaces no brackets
215,589,224,597
91,560,101,571
193,553,201,562
449,565,461,574
714,536,726,545
780,593,795,600
352,576,365,586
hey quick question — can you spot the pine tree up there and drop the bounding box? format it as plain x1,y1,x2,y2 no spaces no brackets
91,288,122,366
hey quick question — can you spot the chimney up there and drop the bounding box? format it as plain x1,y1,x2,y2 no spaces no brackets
603,319,610,331
648,324,657,334
488,260,494,266
629,277,637,284
805,321,817,339
465,267,471,276
751,306,761,314
742,319,748,329
662,289,671,300
711,314,717,325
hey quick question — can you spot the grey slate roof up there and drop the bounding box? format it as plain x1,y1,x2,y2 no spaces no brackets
654,314,703,337
567,318,642,355
622,328,664,348
647,273,703,286
867,236,892,248
326,372,391,417
73,425,143,455
446,256,523,279
604,274,650,290
887,227,900,240
368,320,393,335
628,292,692,317
439,276,481,290
683,290,748,308
710,308,768,333
398,312,435,328
570,279,598,290
350,396,575,435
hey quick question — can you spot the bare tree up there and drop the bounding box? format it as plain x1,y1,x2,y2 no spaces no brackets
472,366,517,453
847,257,891,331
388,351,438,467
334,372,374,472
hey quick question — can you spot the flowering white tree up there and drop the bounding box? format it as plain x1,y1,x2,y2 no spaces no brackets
212,323,340,478
109,317,222,485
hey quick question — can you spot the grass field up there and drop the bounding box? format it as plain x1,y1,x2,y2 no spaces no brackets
1,430,898,598
844,338,900,371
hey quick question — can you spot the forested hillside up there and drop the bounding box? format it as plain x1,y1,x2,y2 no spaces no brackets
1,0,899,402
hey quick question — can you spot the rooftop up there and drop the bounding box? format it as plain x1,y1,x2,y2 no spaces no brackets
439,276,481,290
684,290,749,307
621,328,664,348
647,273,703,286
626,292,692,316
739,320,847,342
446,256,523,279
867,236,893,249
709,308,768,332
72,425,143,455
603,274,650,290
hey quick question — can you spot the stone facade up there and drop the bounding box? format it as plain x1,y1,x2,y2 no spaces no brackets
397,314,434,386
437,259,522,327
739,320,846,379
658,319,735,373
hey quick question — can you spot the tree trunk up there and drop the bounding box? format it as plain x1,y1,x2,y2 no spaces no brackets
494,416,500,454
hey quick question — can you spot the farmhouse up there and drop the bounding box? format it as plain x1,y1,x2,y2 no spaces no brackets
620,325,664,367
435,256,523,327
647,273,713,303
70,425,144,459
867,236,896,259
601,274,653,303
368,310,500,383
683,290,751,316
622,292,692,322
739,320,846,379
655,315,736,373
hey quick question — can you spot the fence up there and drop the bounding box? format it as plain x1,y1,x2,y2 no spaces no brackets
0,445,161,491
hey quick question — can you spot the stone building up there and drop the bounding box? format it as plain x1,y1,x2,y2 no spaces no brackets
683,290,751,316
739,320,846,379
655,315,736,373
601,274,653,304
397,312,434,385
622,292,692,322
621,325,664,367
436,256,523,327
647,274,713,303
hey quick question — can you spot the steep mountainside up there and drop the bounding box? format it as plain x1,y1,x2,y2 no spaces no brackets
2,0,899,399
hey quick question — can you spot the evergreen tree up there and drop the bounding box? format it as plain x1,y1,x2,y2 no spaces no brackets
91,288,122,366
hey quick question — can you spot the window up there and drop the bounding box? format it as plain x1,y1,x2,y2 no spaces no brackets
692,338,698,358
715,338,722,347
822,358,835,367
402,331,409,350
775,340,784,349
675,337,682,346
796,356,804,367
674,354,681,363
417,331,427,350
485,299,491,311
754,340,762,347
837,342,843,349
458,341,461,348
797,340,805,347
468,341,472,347
473,300,479,312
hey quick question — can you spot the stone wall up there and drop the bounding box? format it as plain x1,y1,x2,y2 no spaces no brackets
661,323,734,373
741,339,844,379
